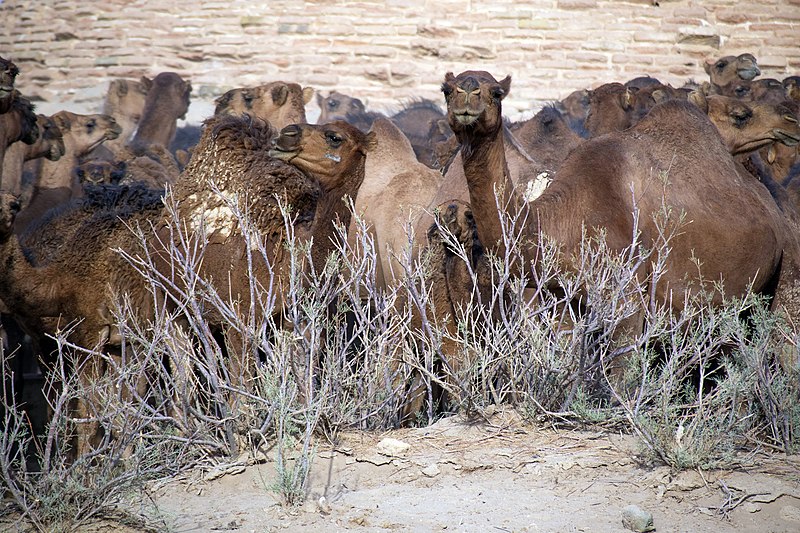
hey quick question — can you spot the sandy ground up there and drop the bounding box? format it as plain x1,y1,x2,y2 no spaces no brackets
139,409,800,533
3,409,800,532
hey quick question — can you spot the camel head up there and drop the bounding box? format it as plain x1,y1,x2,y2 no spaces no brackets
104,78,149,126
704,53,760,87
316,91,366,125
0,192,20,241
9,92,40,146
691,92,800,156
147,72,192,120
270,121,377,192
0,56,19,102
52,111,123,157
215,82,313,130
785,76,800,104
73,160,127,186
584,82,637,137
36,114,66,161
442,70,510,139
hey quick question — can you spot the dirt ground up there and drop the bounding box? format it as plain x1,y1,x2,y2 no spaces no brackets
3,409,800,532
143,409,800,532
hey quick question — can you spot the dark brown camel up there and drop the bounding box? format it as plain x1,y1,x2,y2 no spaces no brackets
0,56,19,114
0,91,39,187
441,70,800,378
127,72,191,154
1,113,65,196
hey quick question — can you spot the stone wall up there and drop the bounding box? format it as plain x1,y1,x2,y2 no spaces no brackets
2,0,799,122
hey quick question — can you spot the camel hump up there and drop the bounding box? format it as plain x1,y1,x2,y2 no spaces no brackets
369,117,414,159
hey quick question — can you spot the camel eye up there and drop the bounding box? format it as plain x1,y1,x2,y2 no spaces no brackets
731,108,752,128
734,86,749,98
326,132,343,147
327,100,338,110
242,93,254,105
491,87,505,99
716,60,728,71
441,83,453,97
86,120,96,132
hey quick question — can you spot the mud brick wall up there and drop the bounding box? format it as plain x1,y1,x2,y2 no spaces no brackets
2,0,799,122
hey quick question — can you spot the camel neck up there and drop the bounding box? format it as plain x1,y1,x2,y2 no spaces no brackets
460,125,519,256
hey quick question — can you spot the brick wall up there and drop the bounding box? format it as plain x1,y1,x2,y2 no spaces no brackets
2,0,799,122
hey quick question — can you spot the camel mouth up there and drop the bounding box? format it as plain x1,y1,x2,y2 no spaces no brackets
774,129,800,146
48,143,66,161
737,66,760,81
268,147,297,162
454,111,480,126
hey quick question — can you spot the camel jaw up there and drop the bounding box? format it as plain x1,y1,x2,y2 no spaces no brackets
774,129,800,147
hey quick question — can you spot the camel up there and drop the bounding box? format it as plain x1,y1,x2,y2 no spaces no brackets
214,81,314,129
785,76,800,103
0,91,39,187
100,77,149,154
704,53,760,88
350,117,445,288
557,88,590,136
0,56,19,114
12,111,121,235
385,100,446,168
1,113,65,196
126,72,191,154
316,91,375,126
583,82,685,137
440,70,800,381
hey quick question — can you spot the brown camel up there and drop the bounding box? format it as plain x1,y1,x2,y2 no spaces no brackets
316,91,375,126
12,111,121,235
785,76,800,103
584,82,685,137
0,56,19,114
0,91,39,187
127,72,191,155
1,113,65,196
214,81,313,129
100,77,150,154
704,53,760,88
441,70,800,378
557,88,590,135
351,117,445,288
386,100,446,168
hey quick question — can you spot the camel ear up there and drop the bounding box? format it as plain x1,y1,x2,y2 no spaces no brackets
140,76,153,92
271,84,289,106
499,75,512,99
688,90,708,113
114,80,128,97
621,87,636,110
362,131,378,153
651,89,669,104
52,112,71,131
302,86,314,105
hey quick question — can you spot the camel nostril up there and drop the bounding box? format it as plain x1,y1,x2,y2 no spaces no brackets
280,124,302,137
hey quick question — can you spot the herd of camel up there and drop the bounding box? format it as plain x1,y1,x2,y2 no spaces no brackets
1,52,800,451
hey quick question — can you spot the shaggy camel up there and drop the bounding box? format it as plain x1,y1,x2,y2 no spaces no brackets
0,56,19,114
12,111,121,235
214,81,313,129
0,92,39,187
440,70,800,378
0,114,375,454
1,113,65,196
